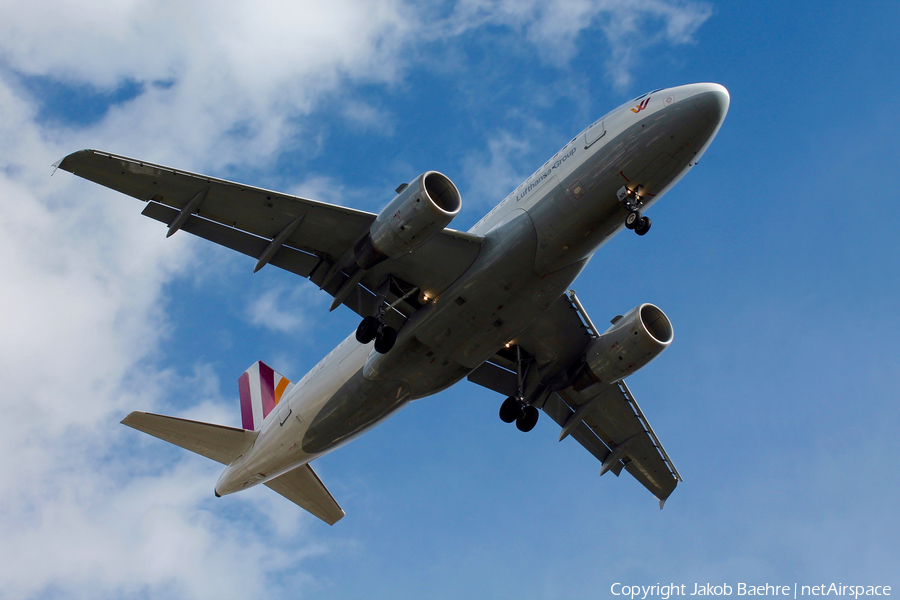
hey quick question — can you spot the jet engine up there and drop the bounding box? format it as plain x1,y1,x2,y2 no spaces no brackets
355,171,461,269
573,303,673,390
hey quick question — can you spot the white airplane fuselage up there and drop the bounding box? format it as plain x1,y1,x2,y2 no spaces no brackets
216,83,729,496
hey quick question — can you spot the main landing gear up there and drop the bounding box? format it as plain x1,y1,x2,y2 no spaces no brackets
497,346,540,432
499,396,540,432
619,185,652,236
355,316,397,354
356,277,421,354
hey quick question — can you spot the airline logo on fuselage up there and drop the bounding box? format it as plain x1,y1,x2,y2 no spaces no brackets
515,146,577,202
631,98,651,113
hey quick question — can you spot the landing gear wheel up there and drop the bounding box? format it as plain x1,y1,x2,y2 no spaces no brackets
634,216,652,236
499,396,523,423
356,316,380,344
516,405,539,432
373,326,397,354
625,211,642,230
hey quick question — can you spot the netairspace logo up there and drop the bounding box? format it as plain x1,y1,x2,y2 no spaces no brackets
610,583,893,600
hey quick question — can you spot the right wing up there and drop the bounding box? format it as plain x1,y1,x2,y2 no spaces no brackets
264,463,345,525
542,379,682,507
56,149,483,327
467,292,682,506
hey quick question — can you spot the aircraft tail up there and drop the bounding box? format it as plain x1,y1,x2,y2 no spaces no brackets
238,361,293,431
121,412,258,465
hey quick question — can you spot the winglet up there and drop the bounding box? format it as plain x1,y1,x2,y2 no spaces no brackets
51,159,62,176
659,497,666,510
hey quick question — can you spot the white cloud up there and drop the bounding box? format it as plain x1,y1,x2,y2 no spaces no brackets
448,0,712,89
1,0,417,170
340,99,395,135
460,130,532,207
246,283,326,334
288,174,351,207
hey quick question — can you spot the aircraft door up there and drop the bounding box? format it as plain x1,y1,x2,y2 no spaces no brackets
584,120,605,148
277,399,292,425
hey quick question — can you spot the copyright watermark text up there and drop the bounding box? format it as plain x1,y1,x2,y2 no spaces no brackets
610,583,891,599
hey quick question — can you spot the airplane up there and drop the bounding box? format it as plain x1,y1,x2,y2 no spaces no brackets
56,82,730,524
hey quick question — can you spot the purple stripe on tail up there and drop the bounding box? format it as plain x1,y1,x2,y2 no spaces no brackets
258,361,277,419
238,372,254,430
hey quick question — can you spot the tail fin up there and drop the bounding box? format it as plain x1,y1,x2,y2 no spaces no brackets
238,361,293,431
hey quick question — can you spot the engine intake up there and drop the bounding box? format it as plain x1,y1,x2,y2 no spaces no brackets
356,171,461,269
573,303,673,390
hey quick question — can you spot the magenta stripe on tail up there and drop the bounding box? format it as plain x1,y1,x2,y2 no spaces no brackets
258,361,277,419
238,372,254,430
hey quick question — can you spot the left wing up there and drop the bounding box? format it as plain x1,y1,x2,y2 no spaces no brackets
121,411,258,466
56,149,483,326
467,292,682,506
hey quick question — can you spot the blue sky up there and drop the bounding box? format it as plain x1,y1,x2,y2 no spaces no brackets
1,1,898,598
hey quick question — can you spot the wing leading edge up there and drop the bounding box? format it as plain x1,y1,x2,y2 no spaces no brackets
57,149,483,325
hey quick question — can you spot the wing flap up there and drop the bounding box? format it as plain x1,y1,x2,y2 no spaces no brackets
141,201,321,278
553,381,681,502
467,360,518,397
121,411,258,465
264,464,345,525
540,391,612,464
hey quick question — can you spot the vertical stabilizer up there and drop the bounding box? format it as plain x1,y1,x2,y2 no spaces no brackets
238,361,293,431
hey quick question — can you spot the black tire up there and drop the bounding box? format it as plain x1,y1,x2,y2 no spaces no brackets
516,405,539,432
635,216,652,236
499,397,521,423
625,211,641,230
356,316,380,344
374,326,397,354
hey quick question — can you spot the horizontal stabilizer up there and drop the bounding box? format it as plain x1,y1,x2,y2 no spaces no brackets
122,411,258,465
264,464,345,525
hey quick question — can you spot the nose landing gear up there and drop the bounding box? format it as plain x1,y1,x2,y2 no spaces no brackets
618,185,652,236
625,211,652,236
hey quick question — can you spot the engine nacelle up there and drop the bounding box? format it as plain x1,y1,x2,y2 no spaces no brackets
356,171,461,268
573,303,673,390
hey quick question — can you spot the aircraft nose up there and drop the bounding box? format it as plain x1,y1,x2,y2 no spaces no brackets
691,84,730,124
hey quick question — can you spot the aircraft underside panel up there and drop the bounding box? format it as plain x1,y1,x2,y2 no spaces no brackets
301,371,411,455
